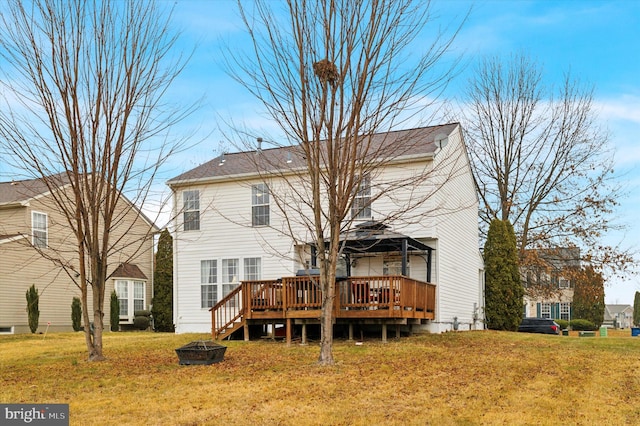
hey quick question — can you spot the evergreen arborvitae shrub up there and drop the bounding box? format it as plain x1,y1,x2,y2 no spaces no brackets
71,297,82,331
484,219,523,331
634,291,640,327
25,284,40,334
152,229,174,332
110,290,120,332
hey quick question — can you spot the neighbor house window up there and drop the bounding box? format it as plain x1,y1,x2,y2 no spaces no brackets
252,184,269,227
222,259,239,305
560,302,571,321
558,278,570,289
183,190,200,231
244,257,261,281
540,303,551,319
201,260,217,308
115,280,146,320
32,212,47,248
351,175,371,219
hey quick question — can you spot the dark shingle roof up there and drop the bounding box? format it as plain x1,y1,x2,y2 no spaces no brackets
168,123,459,186
0,173,70,205
110,263,148,280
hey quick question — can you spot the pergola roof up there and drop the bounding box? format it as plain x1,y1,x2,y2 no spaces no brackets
335,221,433,255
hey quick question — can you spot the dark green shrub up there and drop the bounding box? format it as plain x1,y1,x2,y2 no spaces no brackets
555,319,569,330
25,284,39,334
570,319,596,331
110,290,120,332
484,219,523,331
71,297,82,331
634,291,640,327
134,310,151,317
152,229,174,332
133,316,150,330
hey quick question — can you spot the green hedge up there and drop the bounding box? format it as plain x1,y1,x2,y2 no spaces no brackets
569,319,596,331
555,319,569,330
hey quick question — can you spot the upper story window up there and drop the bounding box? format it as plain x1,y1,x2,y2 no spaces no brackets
558,278,570,289
351,176,371,219
252,184,269,227
183,190,200,231
32,212,48,248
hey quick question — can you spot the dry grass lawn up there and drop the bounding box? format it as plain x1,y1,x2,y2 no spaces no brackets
1,329,639,425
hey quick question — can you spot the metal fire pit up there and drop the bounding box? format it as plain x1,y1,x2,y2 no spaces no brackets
175,341,227,365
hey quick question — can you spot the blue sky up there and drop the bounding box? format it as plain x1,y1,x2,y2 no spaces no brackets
163,0,640,304
1,1,638,302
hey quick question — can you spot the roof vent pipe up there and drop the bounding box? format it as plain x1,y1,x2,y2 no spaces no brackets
256,137,263,153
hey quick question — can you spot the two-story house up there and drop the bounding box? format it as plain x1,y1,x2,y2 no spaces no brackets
521,248,580,321
168,123,484,338
0,174,157,334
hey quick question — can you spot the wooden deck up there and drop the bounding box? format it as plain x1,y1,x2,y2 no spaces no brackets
211,275,435,342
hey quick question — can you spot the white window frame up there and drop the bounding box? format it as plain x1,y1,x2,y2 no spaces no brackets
351,175,371,219
201,260,217,308
222,258,240,306
540,303,551,319
32,211,48,249
251,184,270,227
183,190,200,231
115,280,146,322
560,302,571,321
244,257,261,281
383,257,409,276
558,278,570,289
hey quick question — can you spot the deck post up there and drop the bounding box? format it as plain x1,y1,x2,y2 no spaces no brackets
301,323,307,345
382,323,387,343
395,324,401,339
286,318,292,345
244,323,249,341
348,323,354,341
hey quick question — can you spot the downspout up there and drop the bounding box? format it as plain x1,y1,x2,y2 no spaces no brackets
401,239,408,276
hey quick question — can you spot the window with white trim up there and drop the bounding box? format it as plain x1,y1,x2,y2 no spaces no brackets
201,260,217,308
252,184,270,227
32,212,47,248
540,303,551,319
351,176,371,219
222,259,239,305
559,278,570,289
115,280,146,320
383,258,409,276
244,257,261,281
560,302,571,320
183,190,200,231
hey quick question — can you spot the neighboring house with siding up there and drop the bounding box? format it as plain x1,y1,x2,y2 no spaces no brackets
603,304,633,329
168,123,484,335
0,174,157,334
521,248,580,321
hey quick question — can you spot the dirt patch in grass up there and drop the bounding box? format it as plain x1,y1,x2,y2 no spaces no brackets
1,330,639,425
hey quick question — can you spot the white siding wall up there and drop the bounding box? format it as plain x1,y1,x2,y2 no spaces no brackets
172,125,484,333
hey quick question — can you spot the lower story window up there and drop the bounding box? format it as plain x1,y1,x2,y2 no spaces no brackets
560,302,571,320
115,280,146,321
540,303,551,319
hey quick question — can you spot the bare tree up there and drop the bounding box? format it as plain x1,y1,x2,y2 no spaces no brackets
463,55,631,295
0,0,191,360
226,0,463,365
